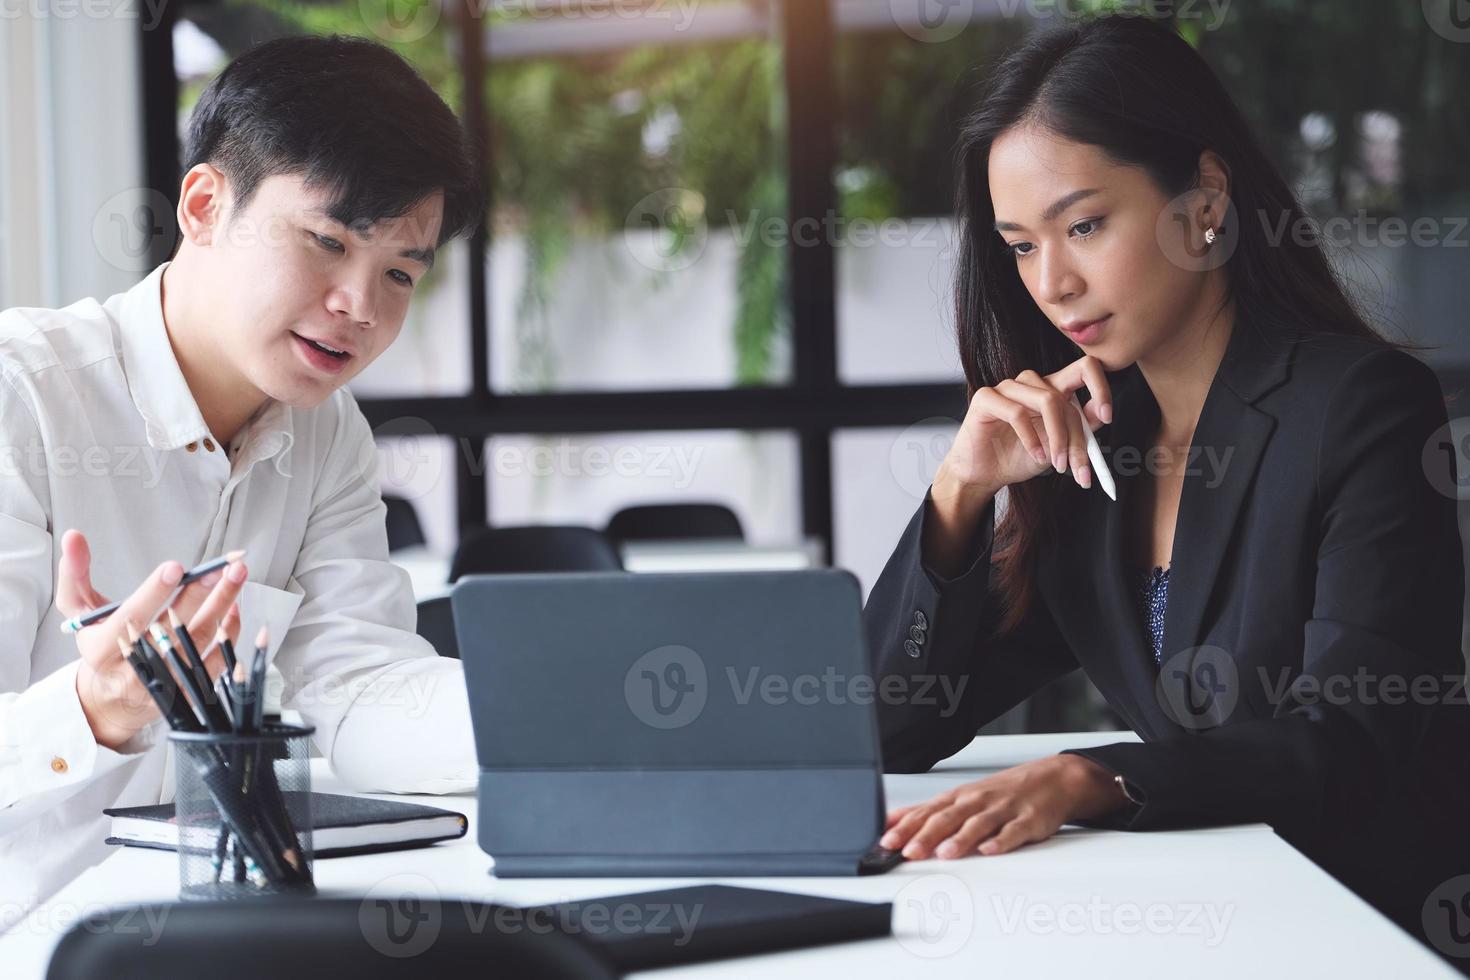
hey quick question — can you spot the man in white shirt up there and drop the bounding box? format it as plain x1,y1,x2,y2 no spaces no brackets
0,34,485,918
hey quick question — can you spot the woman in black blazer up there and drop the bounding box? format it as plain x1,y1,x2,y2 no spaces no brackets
864,15,1470,967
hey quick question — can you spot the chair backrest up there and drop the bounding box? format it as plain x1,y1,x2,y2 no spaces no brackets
383,495,427,553
417,594,460,659
605,503,744,546
449,525,622,583
47,899,618,980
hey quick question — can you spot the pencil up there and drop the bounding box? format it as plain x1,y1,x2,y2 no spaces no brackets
151,625,221,734
167,609,217,709
59,550,245,634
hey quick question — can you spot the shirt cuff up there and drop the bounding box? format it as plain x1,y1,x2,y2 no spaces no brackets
2,660,157,806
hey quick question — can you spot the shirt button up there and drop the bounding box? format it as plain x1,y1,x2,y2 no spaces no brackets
186,442,198,453
50,756,68,774
203,438,216,452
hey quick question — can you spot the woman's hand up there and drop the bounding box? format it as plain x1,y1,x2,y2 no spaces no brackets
936,354,1114,502
923,354,1114,576
880,754,1130,860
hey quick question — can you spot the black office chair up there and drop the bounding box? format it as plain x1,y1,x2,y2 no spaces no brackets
383,494,427,553
604,503,744,547
448,525,623,583
416,594,459,659
47,899,618,980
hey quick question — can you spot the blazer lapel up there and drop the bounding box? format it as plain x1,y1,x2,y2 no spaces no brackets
1087,315,1300,736
1162,317,1299,664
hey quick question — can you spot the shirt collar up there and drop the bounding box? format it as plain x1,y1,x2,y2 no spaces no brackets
118,261,295,476
233,397,295,478
118,262,210,452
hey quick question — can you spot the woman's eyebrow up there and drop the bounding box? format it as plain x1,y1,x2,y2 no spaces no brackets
994,187,1102,232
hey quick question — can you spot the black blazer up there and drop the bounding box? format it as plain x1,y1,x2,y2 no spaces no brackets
864,313,1470,954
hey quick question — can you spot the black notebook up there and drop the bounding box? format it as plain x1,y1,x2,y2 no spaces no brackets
103,792,468,858
525,884,892,969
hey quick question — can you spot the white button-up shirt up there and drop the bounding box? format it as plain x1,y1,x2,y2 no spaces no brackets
0,262,477,921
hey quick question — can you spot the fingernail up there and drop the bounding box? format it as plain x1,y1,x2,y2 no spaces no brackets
880,834,898,849
902,843,923,859
980,840,1000,855
1101,403,1113,423
228,562,247,584
1078,465,1092,487
1053,453,1065,473
936,842,958,859
161,563,183,586
1031,447,1047,465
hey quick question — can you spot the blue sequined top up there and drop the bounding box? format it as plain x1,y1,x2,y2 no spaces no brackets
1140,565,1171,665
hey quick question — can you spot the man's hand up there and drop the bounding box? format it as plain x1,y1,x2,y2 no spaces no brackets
56,529,247,749
880,754,1129,859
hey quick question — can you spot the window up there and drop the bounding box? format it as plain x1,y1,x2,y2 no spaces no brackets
486,429,801,543
486,15,793,392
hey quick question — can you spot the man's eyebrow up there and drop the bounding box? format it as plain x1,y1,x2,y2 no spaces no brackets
994,188,1102,232
303,208,436,270
400,246,435,271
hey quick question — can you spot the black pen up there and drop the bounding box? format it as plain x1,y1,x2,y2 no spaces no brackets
60,550,245,634
249,627,270,733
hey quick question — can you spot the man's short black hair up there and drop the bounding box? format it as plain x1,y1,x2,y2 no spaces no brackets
182,34,483,252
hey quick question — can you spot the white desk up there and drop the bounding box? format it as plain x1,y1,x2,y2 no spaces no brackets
2,732,1454,978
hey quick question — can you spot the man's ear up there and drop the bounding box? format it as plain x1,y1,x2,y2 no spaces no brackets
176,164,230,247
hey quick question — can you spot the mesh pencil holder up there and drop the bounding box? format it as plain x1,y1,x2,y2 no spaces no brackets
169,723,316,901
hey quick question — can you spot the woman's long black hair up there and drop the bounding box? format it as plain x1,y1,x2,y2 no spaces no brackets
954,14,1410,633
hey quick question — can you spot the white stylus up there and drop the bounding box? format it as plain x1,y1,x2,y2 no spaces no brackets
1071,394,1117,501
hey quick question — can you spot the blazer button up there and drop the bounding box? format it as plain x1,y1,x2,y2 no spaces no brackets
913,610,928,630
50,756,68,774
909,625,925,644
903,639,922,659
